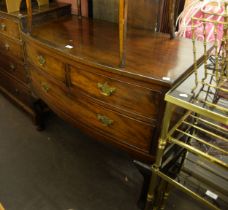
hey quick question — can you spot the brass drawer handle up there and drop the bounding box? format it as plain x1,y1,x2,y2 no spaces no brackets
15,88,19,94
9,63,15,71
4,43,9,50
97,82,116,96
97,114,113,126
37,55,46,66
41,82,50,93
0,23,6,31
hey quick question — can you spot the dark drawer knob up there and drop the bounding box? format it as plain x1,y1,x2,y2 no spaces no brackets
97,82,116,96
0,23,6,31
97,114,113,126
37,55,46,66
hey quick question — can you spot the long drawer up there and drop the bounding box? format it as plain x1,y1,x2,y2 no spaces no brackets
31,68,155,153
0,34,24,61
26,39,162,120
0,71,33,108
0,55,28,84
0,17,20,40
69,64,162,119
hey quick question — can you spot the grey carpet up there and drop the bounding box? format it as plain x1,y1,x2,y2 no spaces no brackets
0,93,207,210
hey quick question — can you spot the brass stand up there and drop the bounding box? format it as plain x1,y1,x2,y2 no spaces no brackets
145,2,228,210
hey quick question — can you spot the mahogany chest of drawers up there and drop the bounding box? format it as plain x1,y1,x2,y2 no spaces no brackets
22,16,205,162
0,3,71,119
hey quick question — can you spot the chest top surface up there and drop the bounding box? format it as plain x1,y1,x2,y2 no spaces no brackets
26,15,206,87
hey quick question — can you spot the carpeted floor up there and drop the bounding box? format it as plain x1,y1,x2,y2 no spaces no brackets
0,93,207,210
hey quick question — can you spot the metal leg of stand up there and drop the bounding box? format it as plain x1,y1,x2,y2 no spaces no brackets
159,182,171,210
144,166,159,210
144,102,175,210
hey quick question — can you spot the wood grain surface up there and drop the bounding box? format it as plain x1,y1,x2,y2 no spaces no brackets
26,16,205,87
93,0,159,30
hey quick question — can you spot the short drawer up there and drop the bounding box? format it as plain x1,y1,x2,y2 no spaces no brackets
0,17,20,40
0,34,24,61
31,69,155,153
0,55,28,84
69,64,162,118
0,71,33,107
26,41,65,82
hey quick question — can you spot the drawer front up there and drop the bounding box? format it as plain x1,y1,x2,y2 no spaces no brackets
0,17,20,40
70,64,162,118
0,55,28,84
0,71,32,107
31,69,154,152
26,42,66,82
0,34,24,61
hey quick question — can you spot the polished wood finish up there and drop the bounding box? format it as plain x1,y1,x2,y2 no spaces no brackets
31,67,156,153
0,2,71,122
0,70,33,112
26,41,66,82
159,0,186,33
127,0,160,30
92,0,183,33
0,16,20,39
22,15,205,161
77,0,82,17
27,16,205,86
0,54,28,84
169,0,176,38
69,64,163,121
0,8,33,117
93,0,160,30
0,34,24,61
119,0,128,67
26,0,32,33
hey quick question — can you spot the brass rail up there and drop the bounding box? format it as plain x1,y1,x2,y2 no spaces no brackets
153,169,221,210
146,2,228,209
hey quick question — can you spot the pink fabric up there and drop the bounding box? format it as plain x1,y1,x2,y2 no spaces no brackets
56,0,88,16
177,0,224,44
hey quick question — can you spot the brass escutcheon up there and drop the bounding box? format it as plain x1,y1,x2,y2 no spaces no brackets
97,82,116,96
37,55,46,66
0,23,6,31
4,43,9,50
97,114,113,126
9,63,15,71
41,82,50,93
15,88,19,94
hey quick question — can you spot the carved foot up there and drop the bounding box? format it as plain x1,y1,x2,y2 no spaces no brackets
33,99,48,131
133,160,152,210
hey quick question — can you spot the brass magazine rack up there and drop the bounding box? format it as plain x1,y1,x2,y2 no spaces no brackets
145,1,228,210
